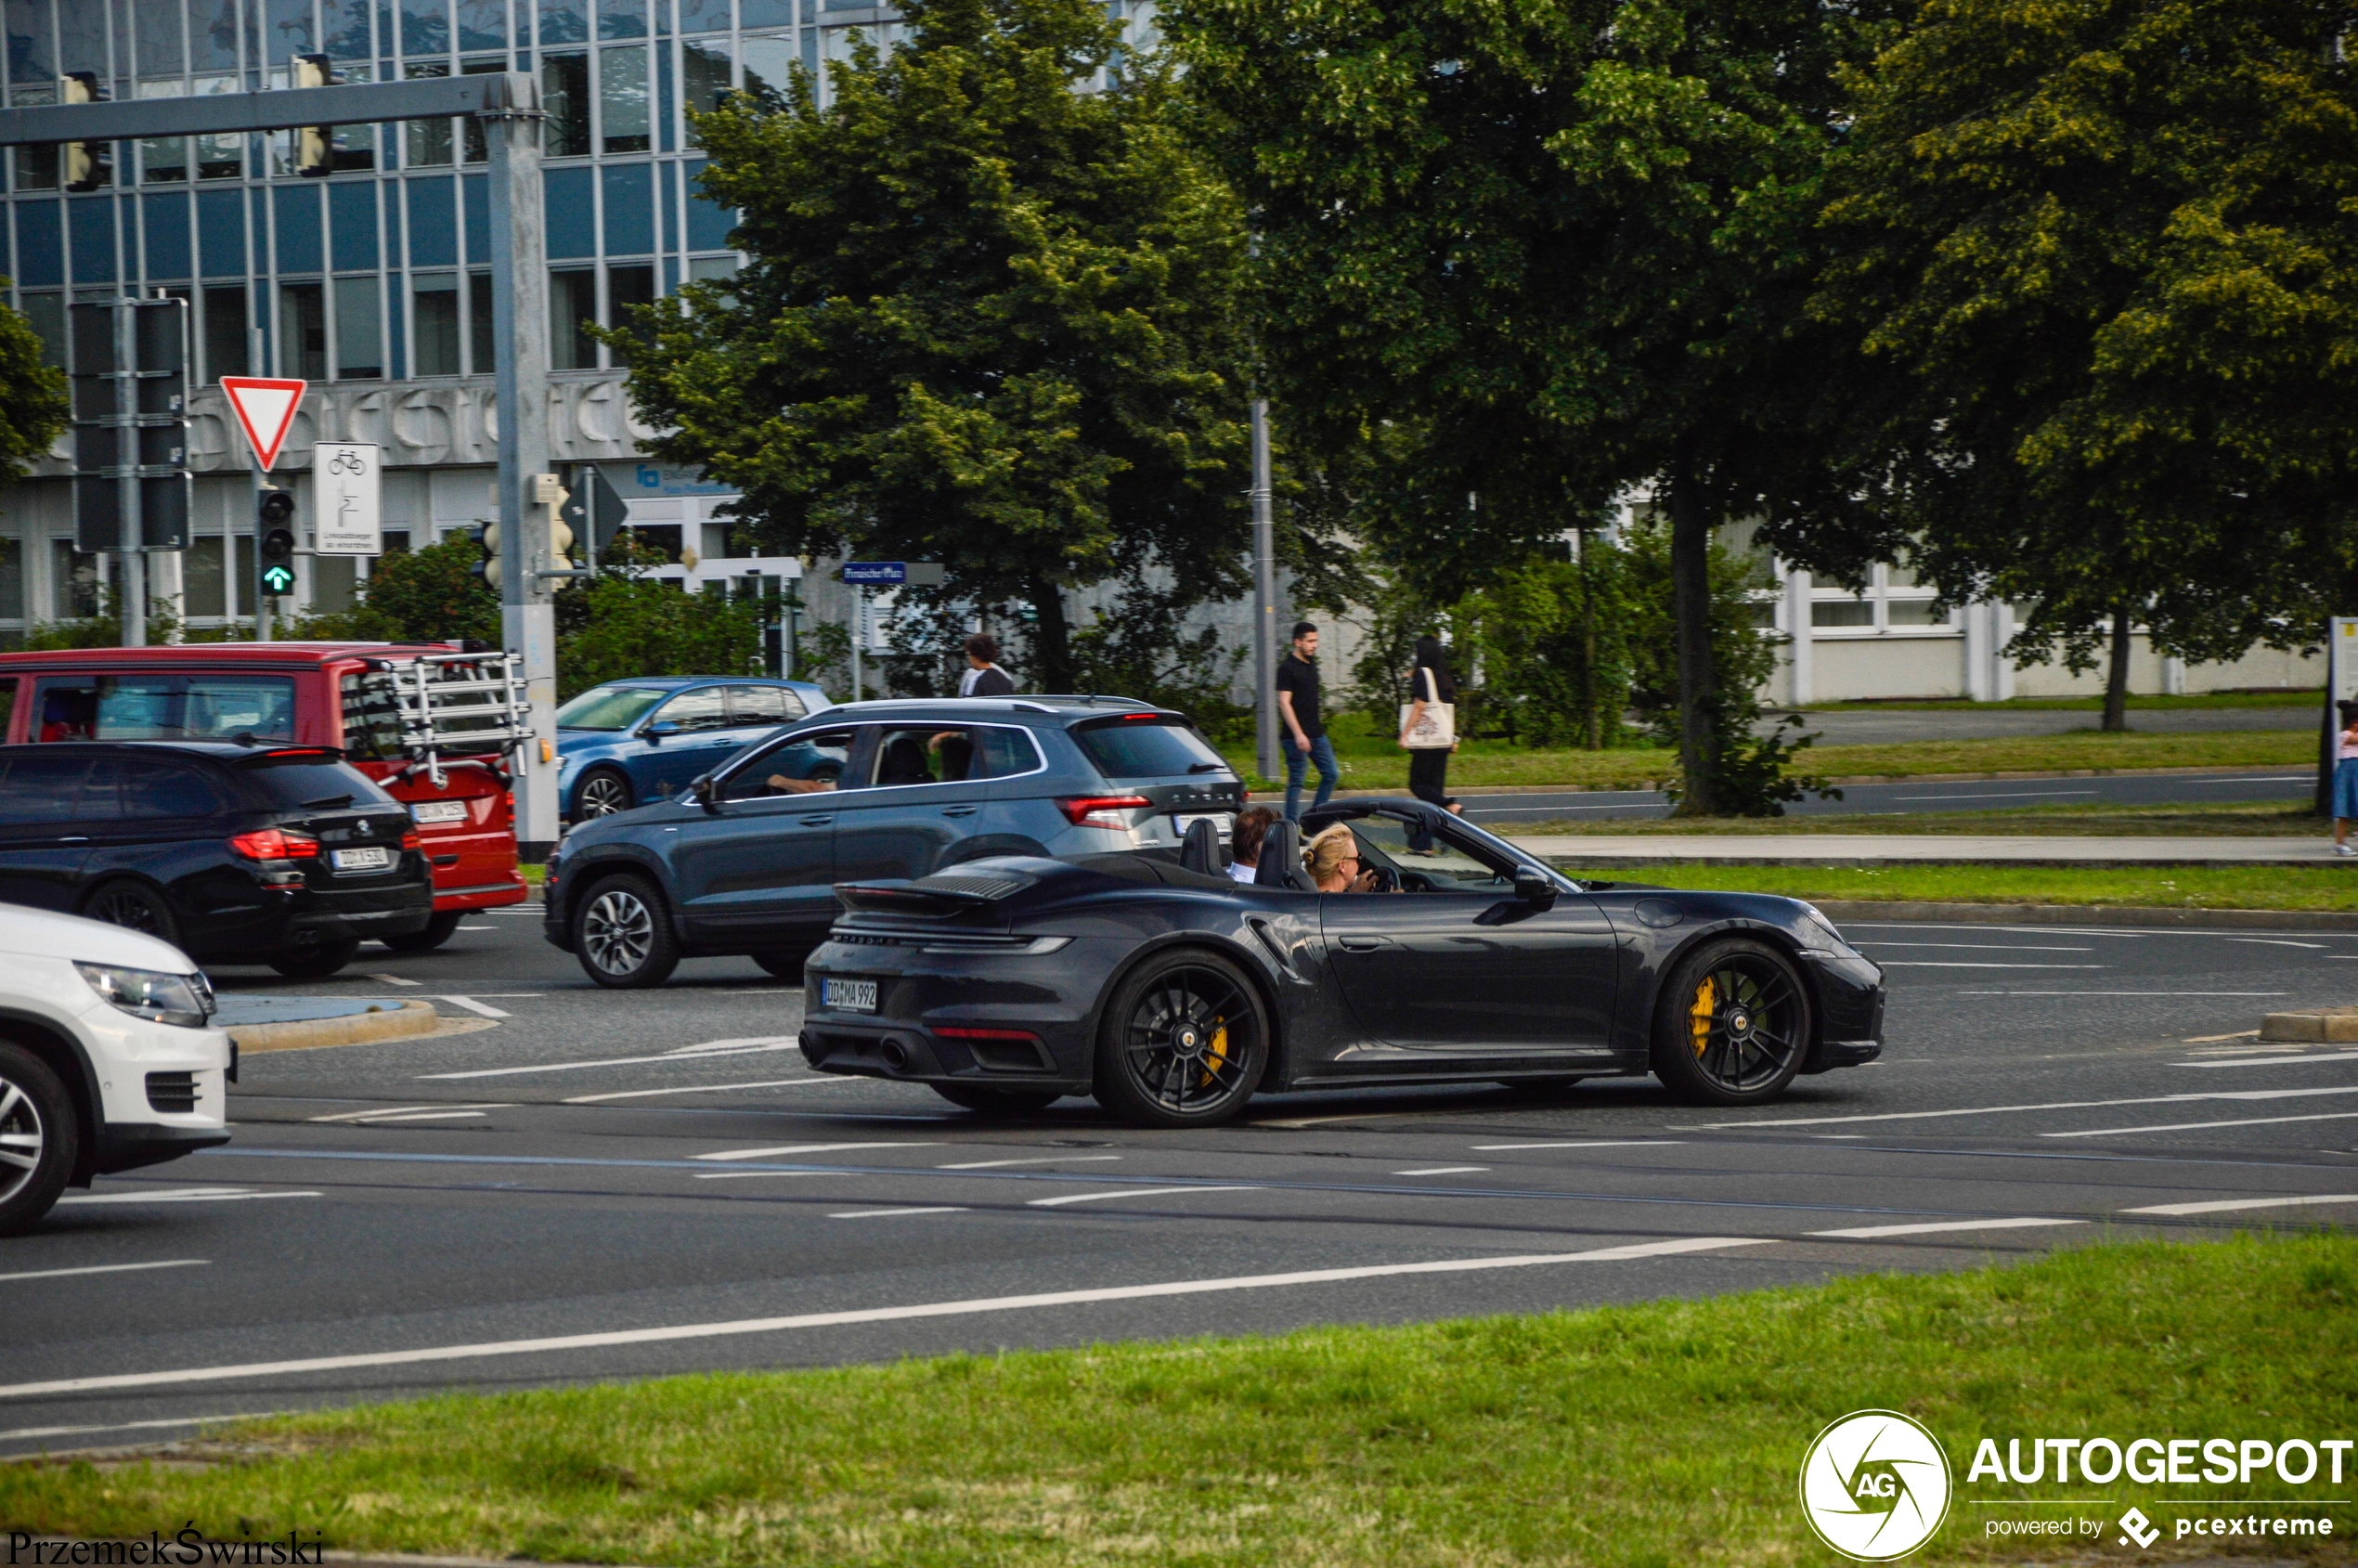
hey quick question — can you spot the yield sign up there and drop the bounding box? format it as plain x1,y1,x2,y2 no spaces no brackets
219,377,308,472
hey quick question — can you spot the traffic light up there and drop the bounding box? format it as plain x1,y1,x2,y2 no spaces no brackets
291,56,334,177
257,489,297,599
60,72,108,192
472,520,501,591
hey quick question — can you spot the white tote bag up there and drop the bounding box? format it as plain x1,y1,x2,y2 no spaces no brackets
1398,665,1456,750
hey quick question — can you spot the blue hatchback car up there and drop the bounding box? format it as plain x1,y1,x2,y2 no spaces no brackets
554,677,834,822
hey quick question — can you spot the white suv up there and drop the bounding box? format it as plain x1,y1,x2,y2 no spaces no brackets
0,904,232,1235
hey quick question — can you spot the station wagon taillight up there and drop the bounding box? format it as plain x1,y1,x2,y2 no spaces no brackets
1056,794,1151,830
227,827,321,860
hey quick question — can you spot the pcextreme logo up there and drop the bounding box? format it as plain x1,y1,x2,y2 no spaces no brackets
1799,1410,1954,1562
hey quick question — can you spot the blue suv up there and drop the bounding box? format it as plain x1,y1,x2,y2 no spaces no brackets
542,696,1245,987
554,677,833,822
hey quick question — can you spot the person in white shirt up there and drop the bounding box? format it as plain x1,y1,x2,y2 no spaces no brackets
959,633,1016,697
1228,806,1275,883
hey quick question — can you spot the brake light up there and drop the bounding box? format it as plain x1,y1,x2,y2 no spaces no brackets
227,827,320,860
400,828,421,850
1119,711,1162,721
1057,794,1150,830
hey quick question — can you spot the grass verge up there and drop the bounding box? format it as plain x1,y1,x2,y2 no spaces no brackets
1797,689,2324,712
1525,800,2327,837
1224,716,2312,793
1559,860,2357,910
3,1235,2352,1565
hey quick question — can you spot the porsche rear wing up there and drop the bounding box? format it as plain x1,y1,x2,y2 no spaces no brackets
835,870,1037,920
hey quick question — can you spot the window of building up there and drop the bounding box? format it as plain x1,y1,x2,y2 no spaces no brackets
682,38,729,144
142,135,189,182
413,273,461,374
550,266,599,369
15,140,58,188
183,536,227,617
314,553,358,612
469,271,494,372
0,537,21,620
689,254,739,282
741,33,796,104
335,276,382,379
51,539,99,618
461,57,505,162
19,294,65,368
543,53,592,155
201,284,247,382
1886,597,1949,627
1811,598,1873,629
602,44,651,151
279,281,327,380
405,61,455,166
606,262,654,364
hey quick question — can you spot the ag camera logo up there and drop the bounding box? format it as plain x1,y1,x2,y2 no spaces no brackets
1800,1410,1953,1561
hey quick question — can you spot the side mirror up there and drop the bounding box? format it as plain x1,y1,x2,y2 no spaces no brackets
1513,866,1559,910
692,773,718,810
643,719,680,742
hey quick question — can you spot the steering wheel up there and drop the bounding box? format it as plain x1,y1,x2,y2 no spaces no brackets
1365,862,1400,893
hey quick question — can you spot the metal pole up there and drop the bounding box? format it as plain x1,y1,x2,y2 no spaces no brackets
114,298,145,647
251,324,271,641
851,585,864,701
1250,396,1277,781
484,71,560,858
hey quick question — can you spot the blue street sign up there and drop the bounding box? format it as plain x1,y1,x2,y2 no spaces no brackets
842,561,906,585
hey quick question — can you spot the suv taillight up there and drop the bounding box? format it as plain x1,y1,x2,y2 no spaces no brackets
1057,795,1151,830
227,827,320,860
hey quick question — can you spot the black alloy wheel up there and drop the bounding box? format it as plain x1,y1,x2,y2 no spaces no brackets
83,879,179,948
574,875,680,989
0,1042,75,1237
1093,949,1269,1128
1650,938,1810,1105
931,1084,1062,1117
382,910,463,953
574,768,635,820
270,935,361,978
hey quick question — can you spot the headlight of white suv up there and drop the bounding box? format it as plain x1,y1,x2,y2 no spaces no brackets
74,963,214,1029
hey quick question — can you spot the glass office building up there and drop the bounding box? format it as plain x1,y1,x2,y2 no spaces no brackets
0,0,1155,639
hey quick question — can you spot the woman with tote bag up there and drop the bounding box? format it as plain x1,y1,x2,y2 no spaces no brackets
1399,635,1462,816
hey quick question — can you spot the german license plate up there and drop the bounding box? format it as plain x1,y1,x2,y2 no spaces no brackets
1174,812,1234,839
330,847,392,873
410,800,466,825
823,978,878,1013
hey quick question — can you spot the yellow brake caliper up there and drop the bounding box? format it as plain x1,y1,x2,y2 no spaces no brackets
1690,978,1715,1058
1201,1020,1230,1087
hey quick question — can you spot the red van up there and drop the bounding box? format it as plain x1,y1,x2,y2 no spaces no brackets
0,642,530,949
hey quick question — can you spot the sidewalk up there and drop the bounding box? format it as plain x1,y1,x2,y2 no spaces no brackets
1509,834,2351,864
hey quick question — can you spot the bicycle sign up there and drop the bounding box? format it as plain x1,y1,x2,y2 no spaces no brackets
313,442,382,557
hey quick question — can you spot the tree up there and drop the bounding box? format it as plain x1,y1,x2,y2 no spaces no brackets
1164,0,1889,810
0,290,66,486
1801,0,2358,732
616,0,1254,693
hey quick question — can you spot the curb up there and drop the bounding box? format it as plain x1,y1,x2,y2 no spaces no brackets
1241,763,2304,798
1800,900,2358,931
2261,1006,2358,1042
227,1000,445,1054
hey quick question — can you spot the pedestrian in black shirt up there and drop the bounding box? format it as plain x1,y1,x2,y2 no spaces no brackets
1276,620,1339,821
1400,635,1461,815
959,633,1016,697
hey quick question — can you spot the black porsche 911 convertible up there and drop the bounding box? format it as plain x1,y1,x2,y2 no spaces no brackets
798,797,1885,1127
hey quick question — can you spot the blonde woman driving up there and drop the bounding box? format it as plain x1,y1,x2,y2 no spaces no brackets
1303,823,1382,893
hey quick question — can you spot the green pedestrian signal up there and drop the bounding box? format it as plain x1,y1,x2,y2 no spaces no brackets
258,488,297,600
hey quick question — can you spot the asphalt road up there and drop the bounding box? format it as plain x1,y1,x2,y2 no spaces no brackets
6,903,2358,1456
1453,767,2315,829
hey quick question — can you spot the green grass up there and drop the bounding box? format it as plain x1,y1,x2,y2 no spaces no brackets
1225,713,2313,793
4,1235,2352,1565
1524,799,2326,836
1561,860,2358,910
1799,689,2324,712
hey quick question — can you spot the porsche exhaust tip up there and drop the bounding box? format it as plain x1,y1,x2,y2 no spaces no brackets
879,1038,910,1072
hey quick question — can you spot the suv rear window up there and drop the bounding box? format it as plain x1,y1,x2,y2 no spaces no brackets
237,753,398,809
1072,717,1229,781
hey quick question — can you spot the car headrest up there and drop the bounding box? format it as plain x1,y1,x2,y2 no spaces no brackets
877,735,931,785
1255,819,1313,889
1178,816,1220,875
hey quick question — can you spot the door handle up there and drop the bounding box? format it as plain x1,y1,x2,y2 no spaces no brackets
799,814,835,826
1336,935,1386,952
58,836,89,844
942,806,978,818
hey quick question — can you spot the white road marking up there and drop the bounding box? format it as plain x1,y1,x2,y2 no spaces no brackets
457,925,497,930
937,1155,1122,1170
0,1259,208,1284
308,1103,503,1123
2183,1030,2262,1043
0,1237,1776,1399
1877,962,2107,969
2227,939,2330,949
1691,1083,2358,1130
1393,1166,1490,1176
2122,1194,2358,1216
421,1039,800,1079
1472,1140,1686,1151
356,1110,487,1123
0,1412,290,1445
365,973,421,987
1809,1217,2085,1239
1854,942,2094,952
693,1170,832,1181
564,1078,860,1104
1027,1186,1258,1207
56,1187,320,1205
2177,1052,2358,1069
1896,789,2100,801
695,1143,941,1161
2044,1110,2358,1139
829,1207,968,1219
435,995,511,1018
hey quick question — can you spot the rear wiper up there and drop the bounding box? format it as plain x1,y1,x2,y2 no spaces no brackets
301,794,355,808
